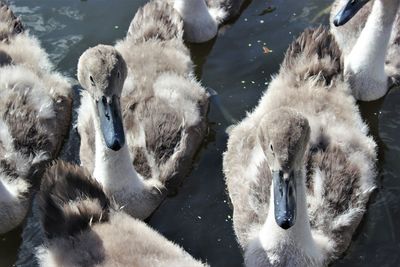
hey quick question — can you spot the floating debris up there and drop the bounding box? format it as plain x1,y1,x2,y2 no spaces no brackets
263,46,273,54
258,6,276,16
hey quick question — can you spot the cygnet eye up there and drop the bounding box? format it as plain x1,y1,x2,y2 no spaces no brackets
270,144,274,151
90,76,95,86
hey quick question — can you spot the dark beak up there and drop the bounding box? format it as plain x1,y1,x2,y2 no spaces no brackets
333,0,370,27
97,95,125,151
273,170,297,230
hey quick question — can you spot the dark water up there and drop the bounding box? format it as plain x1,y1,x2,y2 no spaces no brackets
0,0,399,266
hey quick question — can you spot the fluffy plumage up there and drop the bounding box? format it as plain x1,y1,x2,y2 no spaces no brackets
128,0,184,42
0,2,72,234
223,27,377,266
330,0,400,100
39,161,110,239
36,161,208,267
77,0,208,219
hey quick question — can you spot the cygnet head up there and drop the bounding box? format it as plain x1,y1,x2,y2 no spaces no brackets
78,45,128,151
333,0,370,26
258,108,310,230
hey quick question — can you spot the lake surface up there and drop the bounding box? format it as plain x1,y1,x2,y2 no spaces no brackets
1,0,399,266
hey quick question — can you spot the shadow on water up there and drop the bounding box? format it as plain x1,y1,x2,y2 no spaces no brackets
335,87,400,267
187,38,217,79
358,97,387,171
187,38,239,126
59,84,82,165
0,227,22,267
2,0,400,267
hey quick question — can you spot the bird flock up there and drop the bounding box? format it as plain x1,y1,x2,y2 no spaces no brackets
0,0,398,266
